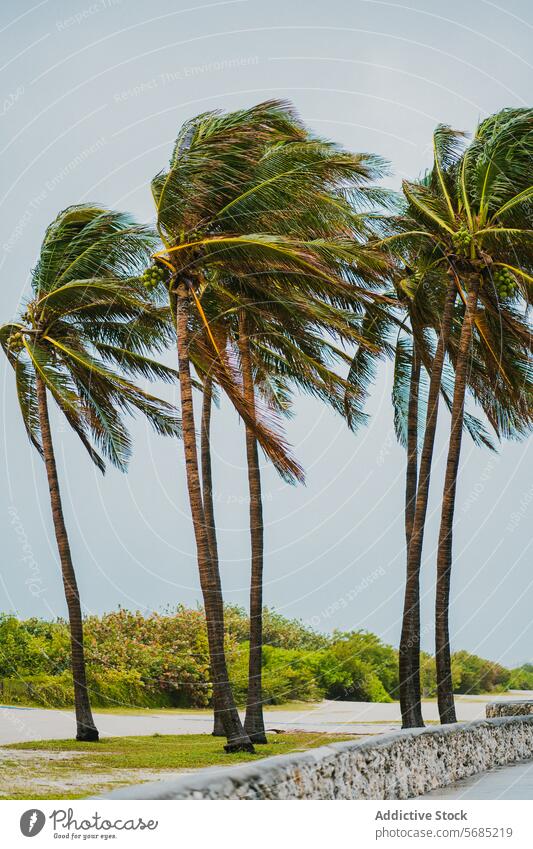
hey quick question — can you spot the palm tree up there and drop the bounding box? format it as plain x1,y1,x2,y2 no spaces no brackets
198,147,390,742
148,100,391,748
149,102,303,752
435,111,533,722
220,136,390,743
0,205,181,741
380,110,533,725
375,144,469,726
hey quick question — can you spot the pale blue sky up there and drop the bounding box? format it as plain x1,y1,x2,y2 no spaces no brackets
1,0,531,665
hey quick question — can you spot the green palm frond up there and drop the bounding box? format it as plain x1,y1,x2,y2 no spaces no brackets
149,100,396,480
2,205,180,473
392,334,413,448
33,207,157,295
382,108,533,448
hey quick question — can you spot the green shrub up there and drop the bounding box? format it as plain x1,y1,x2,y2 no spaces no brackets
452,650,511,694
330,631,398,697
229,643,323,705
0,615,70,677
507,664,533,691
224,606,328,650
0,609,522,709
87,670,171,709
311,642,393,703
0,672,74,707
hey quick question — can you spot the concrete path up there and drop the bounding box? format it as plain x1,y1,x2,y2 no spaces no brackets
421,761,533,800
1,692,531,745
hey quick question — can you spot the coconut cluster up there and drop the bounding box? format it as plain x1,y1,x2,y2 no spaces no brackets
7,331,24,352
141,263,169,290
493,267,517,300
451,227,473,257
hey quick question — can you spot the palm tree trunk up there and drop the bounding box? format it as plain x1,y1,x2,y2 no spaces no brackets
399,349,420,710
405,348,420,549
200,377,225,738
35,375,98,742
399,276,457,728
238,312,268,744
176,283,253,752
436,276,480,724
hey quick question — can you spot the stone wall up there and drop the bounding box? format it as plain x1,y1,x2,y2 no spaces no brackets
486,700,533,718
103,716,533,800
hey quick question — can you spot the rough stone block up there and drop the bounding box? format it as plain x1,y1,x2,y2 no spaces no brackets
486,701,533,718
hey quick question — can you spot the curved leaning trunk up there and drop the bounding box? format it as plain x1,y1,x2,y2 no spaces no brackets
200,378,225,738
176,284,253,752
399,277,457,728
238,314,268,744
436,277,480,724
35,375,98,742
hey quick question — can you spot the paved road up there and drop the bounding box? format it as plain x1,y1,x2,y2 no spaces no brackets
421,761,533,799
1,692,531,745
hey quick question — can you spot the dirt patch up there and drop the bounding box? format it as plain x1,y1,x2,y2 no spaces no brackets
0,748,183,799
0,747,91,761
22,769,184,794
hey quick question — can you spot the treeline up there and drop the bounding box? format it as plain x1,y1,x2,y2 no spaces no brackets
0,609,528,710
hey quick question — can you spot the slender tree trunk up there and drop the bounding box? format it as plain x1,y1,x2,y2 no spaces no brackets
436,277,480,724
405,348,421,549
237,312,268,744
176,283,253,752
399,348,420,709
35,375,98,742
399,276,457,728
200,378,225,738
201,378,219,577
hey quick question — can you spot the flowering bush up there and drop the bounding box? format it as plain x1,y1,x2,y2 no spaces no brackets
0,610,519,709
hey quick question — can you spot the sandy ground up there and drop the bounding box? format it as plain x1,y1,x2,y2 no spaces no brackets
0,745,189,798
1,691,532,745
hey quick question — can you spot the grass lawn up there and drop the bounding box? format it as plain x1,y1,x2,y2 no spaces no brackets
89,700,317,716
2,731,355,800
0,700,317,715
